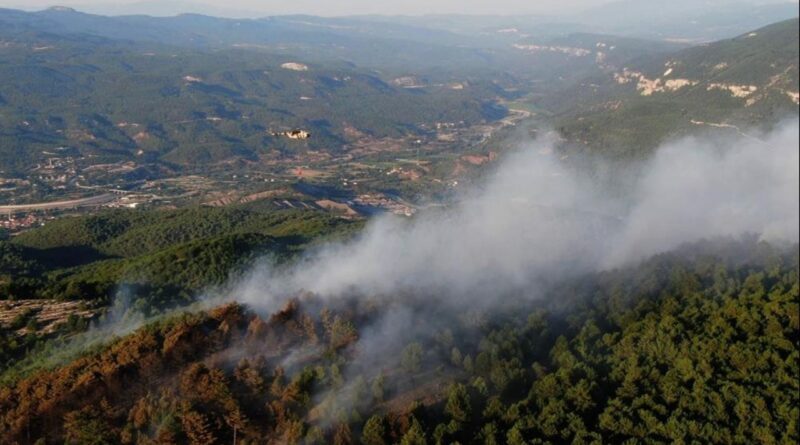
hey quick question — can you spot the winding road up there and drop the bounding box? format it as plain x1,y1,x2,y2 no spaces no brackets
0,193,117,213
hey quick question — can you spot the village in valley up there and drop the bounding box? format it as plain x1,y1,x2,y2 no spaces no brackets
0,106,533,234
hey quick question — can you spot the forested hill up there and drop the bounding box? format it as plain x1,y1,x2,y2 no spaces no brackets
552,18,800,156
1,237,797,444
0,206,361,305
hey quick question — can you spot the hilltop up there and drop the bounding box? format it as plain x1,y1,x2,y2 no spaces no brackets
574,0,800,41
550,18,800,156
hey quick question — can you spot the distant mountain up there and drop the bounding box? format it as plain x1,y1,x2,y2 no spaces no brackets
0,8,491,54
0,8,574,73
575,0,800,41
1,7,697,173
2,7,794,171
72,1,264,18
0,27,504,172
552,18,799,157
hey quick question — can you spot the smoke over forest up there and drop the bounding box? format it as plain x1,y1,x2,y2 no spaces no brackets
235,120,799,311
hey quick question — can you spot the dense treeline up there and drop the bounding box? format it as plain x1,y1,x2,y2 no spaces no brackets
0,237,796,444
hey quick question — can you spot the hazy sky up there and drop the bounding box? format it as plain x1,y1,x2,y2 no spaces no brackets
1,0,792,17
0,0,668,17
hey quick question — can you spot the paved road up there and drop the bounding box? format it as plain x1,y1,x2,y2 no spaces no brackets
0,193,117,213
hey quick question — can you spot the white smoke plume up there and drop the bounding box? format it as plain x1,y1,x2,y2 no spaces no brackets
235,120,799,311
606,123,799,265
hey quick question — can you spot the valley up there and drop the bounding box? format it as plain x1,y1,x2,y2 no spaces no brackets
0,104,531,233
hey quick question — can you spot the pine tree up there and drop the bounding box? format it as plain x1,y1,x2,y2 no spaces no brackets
400,418,427,445
333,423,353,445
444,383,471,423
371,375,385,402
361,415,386,445
181,410,216,445
401,343,423,374
450,347,463,367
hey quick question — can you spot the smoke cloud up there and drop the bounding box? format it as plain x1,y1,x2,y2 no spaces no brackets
224,119,799,421
235,119,799,311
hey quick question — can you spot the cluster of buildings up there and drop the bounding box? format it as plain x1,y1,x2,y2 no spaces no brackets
1,213,47,231
271,130,312,140
354,194,416,217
